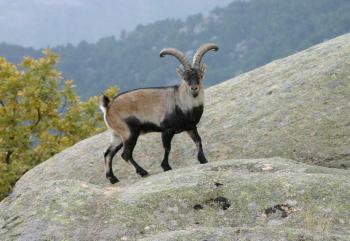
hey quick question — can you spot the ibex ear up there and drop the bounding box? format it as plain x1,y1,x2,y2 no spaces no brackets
176,66,186,80
199,63,207,79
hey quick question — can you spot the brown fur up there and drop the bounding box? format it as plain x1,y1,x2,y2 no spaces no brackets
105,88,175,140
101,43,218,183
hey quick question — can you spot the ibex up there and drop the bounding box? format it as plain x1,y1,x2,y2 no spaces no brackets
100,43,218,183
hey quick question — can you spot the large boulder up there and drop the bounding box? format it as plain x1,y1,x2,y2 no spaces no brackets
200,33,350,169
1,33,350,240
11,33,350,194
1,158,350,240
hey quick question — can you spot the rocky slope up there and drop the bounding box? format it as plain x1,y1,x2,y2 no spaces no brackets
1,158,350,240
1,33,350,240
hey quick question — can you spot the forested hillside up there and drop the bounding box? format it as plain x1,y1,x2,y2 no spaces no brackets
0,0,232,47
1,0,350,99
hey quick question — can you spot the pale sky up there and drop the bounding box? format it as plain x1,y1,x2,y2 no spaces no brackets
0,0,233,47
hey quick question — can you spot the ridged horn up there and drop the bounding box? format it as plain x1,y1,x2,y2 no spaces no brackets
192,43,219,69
160,48,191,71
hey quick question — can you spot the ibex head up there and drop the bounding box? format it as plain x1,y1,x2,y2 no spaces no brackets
160,43,219,97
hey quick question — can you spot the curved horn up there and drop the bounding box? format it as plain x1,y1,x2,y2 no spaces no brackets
160,48,191,71
192,43,219,69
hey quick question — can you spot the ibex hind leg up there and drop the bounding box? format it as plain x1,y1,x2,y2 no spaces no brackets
121,132,149,177
104,132,123,184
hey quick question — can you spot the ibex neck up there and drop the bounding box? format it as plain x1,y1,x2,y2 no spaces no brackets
176,82,204,112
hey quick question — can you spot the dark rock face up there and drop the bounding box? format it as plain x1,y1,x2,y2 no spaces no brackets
1,34,350,240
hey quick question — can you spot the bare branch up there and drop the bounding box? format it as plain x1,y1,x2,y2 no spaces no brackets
5,151,12,164
30,108,42,131
33,108,41,127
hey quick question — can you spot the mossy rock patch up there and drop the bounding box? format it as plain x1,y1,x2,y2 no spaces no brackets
1,158,349,240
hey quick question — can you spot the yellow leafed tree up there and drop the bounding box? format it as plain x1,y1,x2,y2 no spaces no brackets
0,50,118,200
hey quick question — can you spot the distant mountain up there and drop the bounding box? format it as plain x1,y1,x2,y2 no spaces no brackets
0,0,232,48
1,0,350,100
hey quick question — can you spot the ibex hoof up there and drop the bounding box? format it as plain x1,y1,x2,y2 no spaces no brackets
137,169,149,177
107,175,119,184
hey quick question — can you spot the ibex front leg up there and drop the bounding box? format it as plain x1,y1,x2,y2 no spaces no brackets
161,130,175,171
187,127,208,164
